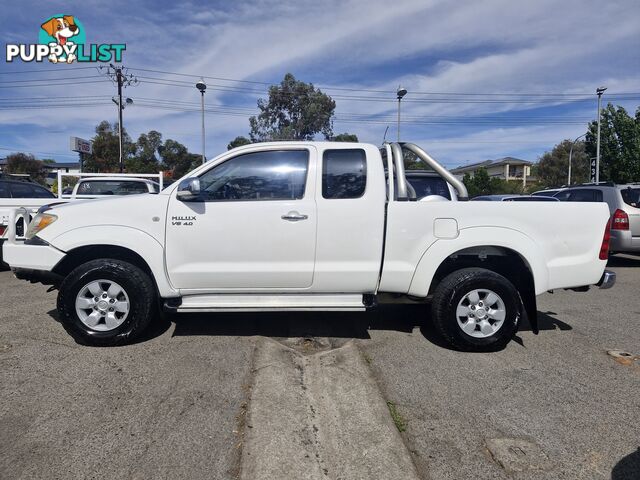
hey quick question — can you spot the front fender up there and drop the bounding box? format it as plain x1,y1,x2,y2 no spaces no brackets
50,225,177,298
408,226,548,297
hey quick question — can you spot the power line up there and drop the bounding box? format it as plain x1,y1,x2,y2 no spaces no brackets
0,80,111,88
1,71,638,106
127,66,640,98
0,66,97,75
0,95,600,125
0,75,103,84
2,64,639,99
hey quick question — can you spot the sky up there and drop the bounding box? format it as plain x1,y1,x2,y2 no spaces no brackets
0,0,639,168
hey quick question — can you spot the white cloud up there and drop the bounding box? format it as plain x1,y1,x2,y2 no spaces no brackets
0,0,638,164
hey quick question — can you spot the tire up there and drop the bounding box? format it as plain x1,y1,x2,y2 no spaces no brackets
57,259,155,346
431,267,521,352
0,242,9,271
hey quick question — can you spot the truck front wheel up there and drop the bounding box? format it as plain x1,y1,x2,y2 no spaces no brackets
431,268,520,351
57,259,155,346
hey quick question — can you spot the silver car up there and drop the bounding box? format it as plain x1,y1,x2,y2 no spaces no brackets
553,183,640,254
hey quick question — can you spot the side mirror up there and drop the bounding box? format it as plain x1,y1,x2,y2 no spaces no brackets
176,178,201,202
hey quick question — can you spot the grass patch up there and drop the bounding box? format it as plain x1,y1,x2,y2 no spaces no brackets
387,401,407,432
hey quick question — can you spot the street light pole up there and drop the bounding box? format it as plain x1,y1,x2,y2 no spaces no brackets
568,133,586,185
595,86,607,183
196,80,207,164
396,86,407,141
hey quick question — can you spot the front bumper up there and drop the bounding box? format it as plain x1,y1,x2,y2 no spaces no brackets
596,270,616,289
2,242,66,271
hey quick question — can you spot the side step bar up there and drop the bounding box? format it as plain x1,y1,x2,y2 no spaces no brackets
165,294,375,313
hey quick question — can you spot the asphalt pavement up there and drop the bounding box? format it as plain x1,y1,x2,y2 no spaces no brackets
0,255,638,479
360,254,640,479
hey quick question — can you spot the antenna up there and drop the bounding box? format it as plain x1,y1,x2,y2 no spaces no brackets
382,126,389,143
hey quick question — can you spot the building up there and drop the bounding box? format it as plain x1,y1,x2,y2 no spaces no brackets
451,157,534,186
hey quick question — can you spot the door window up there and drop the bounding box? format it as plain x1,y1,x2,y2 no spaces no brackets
199,150,309,201
322,149,367,199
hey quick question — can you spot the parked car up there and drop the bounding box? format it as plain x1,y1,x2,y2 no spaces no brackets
0,176,55,199
472,195,558,202
552,183,640,254
4,142,613,351
0,176,56,267
68,177,160,198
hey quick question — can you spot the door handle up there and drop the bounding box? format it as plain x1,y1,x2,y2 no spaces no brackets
281,211,308,222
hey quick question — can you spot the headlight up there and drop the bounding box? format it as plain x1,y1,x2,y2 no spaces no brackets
25,213,57,240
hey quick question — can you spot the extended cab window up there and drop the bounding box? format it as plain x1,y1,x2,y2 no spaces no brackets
199,150,308,201
322,149,366,199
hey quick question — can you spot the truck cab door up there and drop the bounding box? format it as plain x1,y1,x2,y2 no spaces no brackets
165,147,317,292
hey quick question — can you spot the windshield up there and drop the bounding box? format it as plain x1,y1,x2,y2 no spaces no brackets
620,187,640,208
76,180,149,195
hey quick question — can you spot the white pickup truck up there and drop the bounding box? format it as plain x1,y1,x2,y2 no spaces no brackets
3,142,615,350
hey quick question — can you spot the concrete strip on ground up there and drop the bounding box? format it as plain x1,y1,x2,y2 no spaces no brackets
241,337,420,480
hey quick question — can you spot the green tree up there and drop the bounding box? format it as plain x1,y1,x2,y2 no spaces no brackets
249,73,336,141
537,139,589,187
463,168,492,197
83,121,135,172
127,130,162,173
585,104,640,183
4,153,46,184
227,136,252,150
159,139,201,179
332,133,358,142
462,167,524,197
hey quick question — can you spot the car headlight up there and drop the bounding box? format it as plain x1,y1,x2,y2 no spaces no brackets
25,213,57,240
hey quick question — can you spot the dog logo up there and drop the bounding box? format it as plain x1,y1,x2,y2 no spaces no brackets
40,15,80,63
5,14,125,63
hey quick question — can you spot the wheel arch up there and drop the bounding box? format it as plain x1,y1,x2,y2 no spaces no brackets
408,228,548,331
50,226,178,298
409,227,547,297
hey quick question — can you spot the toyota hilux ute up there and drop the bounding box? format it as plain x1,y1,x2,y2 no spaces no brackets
3,142,615,351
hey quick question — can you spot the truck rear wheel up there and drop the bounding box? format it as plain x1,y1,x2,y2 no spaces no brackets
57,259,155,346
431,268,520,351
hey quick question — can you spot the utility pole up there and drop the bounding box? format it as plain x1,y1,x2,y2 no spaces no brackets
595,86,607,183
100,64,139,173
116,67,124,172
